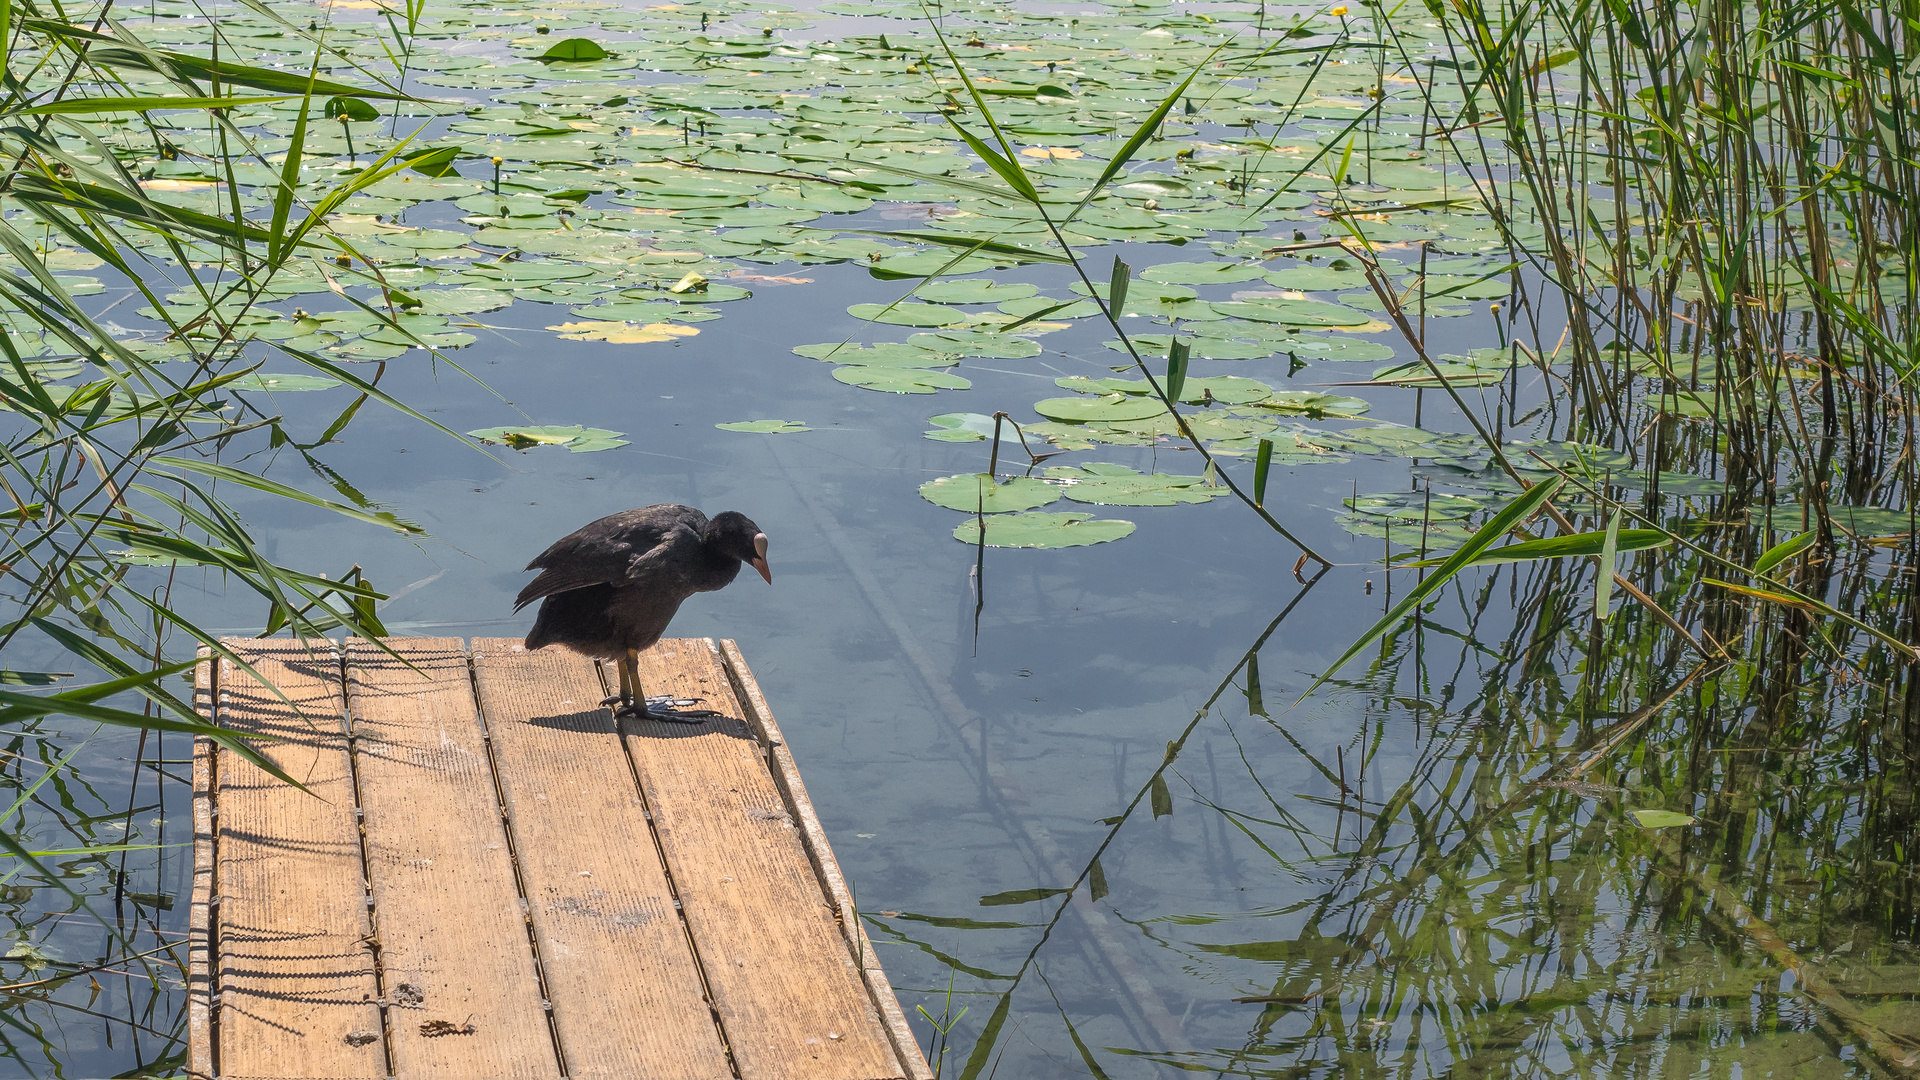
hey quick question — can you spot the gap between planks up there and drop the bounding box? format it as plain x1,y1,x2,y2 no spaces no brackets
192,637,928,1080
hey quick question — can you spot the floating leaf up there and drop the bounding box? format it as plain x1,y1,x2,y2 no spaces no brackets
228,373,340,392
468,425,628,452
920,473,1061,512
834,366,972,394
1631,809,1697,829
915,280,1041,304
952,511,1135,549
549,320,700,344
1211,298,1373,326
924,413,1000,442
906,331,1043,358
1033,396,1168,423
1047,464,1222,506
848,302,967,327
1140,261,1267,285
794,342,958,367
716,420,809,433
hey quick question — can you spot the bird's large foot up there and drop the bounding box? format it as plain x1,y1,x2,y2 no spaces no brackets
640,695,718,724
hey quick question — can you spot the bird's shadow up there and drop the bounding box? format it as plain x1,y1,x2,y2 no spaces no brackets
524,708,757,743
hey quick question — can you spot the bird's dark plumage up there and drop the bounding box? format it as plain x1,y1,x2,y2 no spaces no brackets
517,505,770,719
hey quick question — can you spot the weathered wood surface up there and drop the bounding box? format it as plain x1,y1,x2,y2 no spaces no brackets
470,638,730,1080
191,637,929,1080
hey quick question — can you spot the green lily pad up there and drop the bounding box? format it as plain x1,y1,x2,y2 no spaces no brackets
794,342,959,367
1141,261,1268,285
717,419,810,433
1252,391,1371,418
1033,395,1168,423
998,295,1101,319
951,511,1135,548
848,302,968,327
1111,335,1281,361
228,373,340,392
1211,298,1374,326
906,331,1044,359
1053,375,1272,405
1264,265,1373,290
834,366,973,394
920,473,1062,512
468,424,629,452
924,412,1000,442
677,207,820,228
914,280,1041,304
1047,463,1223,506
410,289,514,316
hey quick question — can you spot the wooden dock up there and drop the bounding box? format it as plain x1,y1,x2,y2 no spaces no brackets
188,636,930,1080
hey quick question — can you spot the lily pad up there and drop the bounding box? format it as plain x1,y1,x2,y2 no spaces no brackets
1211,298,1374,326
550,320,701,344
834,366,972,394
1033,395,1169,423
717,419,809,433
920,473,1062,512
924,412,1000,442
848,302,967,327
1048,463,1222,506
906,331,1044,358
1252,391,1371,418
951,511,1136,548
914,280,1042,304
794,342,959,367
1264,265,1373,291
1057,374,1273,405
1111,335,1281,361
228,373,341,392
1140,261,1268,285
469,424,628,452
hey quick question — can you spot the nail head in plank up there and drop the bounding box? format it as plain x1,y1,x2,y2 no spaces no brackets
626,639,904,1080
345,638,561,1079
211,639,386,1079
471,638,733,1080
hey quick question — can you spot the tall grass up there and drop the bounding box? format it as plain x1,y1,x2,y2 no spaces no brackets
904,0,1920,1070
0,7,457,1062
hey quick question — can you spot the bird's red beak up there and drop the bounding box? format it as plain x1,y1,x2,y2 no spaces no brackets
751,533,772,584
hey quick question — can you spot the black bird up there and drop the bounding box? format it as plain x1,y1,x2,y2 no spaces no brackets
516,504,771,720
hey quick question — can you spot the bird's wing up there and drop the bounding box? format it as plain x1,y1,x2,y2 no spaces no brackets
514,508,704,611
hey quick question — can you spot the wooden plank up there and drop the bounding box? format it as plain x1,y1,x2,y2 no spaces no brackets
344,638,561,1079
626,639,903,1080
189,650,214,1080
470,638,732,1080
213,639,386,1080
718,640,933,1080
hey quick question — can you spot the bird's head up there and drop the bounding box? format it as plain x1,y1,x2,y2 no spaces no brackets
707,511,772,584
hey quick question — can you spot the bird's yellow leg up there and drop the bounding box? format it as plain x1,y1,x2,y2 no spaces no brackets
603,657,632,710
623,649,646,718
